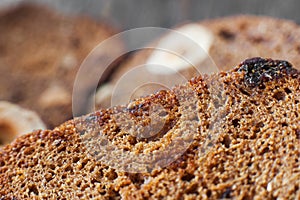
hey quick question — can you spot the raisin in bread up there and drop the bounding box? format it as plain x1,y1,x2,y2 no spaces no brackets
0,58,299,199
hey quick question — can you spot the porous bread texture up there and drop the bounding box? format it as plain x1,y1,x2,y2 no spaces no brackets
0,59,299,199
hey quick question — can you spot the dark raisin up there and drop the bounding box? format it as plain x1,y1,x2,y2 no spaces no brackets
238,57,297,87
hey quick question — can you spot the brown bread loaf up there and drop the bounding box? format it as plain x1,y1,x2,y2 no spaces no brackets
0,58,299,199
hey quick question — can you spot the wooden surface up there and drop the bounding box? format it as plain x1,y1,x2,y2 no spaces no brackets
1,0,300,29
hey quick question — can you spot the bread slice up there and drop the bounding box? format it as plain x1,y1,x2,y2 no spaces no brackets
0,3,123,129
0,58,299,199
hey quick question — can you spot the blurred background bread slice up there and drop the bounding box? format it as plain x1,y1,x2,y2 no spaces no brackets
0,3,124,129
0,101,45,146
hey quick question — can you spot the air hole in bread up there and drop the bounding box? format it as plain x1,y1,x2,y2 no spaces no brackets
181,172,195,181
65,165,73,172
128,135,137,145
45,172,54,182
123,147,130,151
106,169,118,180
0,159,5,167
24,147,35,155
284,87,292,94
186,183,199,195
247,162,253,167
213,176,220,184
206,189,212,197
258,84,266,90
57,145,66,153
76,180,82,187
239,88,251,96
170,154,188,169
90,178,99,185
128,173,144,186
273,91,286,101
256,122,264,128
221,134,231,148
250,131,257,140
48,164,55,170
28,184,39,195
247,108,254,115
80,183,88,191
296,129,300,139
79,159,88,170
260,147,269,155
73,156,80,163
232,119,240,128
250,100,259,106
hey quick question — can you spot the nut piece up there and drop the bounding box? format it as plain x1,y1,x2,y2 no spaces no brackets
146,23,214,75
0,101,46,145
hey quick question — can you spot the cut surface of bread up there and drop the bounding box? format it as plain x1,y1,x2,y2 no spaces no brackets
0,58,299,199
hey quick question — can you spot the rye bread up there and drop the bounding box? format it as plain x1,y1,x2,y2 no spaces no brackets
0,58,299,199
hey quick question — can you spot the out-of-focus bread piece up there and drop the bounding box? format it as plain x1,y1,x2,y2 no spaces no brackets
0,3,123,128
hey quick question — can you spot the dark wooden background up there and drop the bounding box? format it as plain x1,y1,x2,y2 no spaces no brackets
1,0,300,29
